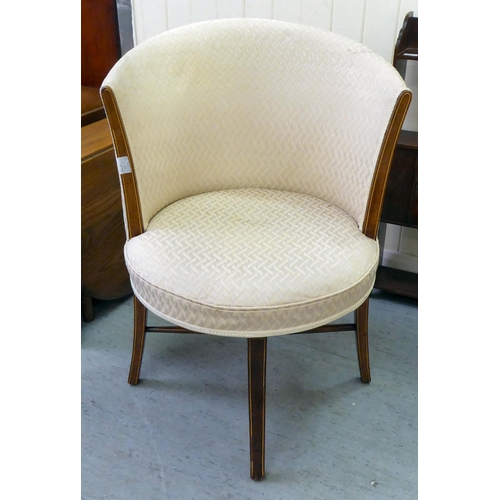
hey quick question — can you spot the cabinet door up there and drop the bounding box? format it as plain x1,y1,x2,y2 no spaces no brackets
81,146,131,300
381,146,418,228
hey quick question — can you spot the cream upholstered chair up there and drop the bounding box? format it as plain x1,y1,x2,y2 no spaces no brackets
100,18,411,480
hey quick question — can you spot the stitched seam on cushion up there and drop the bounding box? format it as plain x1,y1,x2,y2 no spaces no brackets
125,244,379,312
131,274,374,337
125,188,379,310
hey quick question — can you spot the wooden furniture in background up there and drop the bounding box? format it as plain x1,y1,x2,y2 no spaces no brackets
375,12,418,299
81,87,106,127
81,120,132,322
392,11,418,80
81,0,121,88
81,0,121,127
81,0,128,320
381,130,417,228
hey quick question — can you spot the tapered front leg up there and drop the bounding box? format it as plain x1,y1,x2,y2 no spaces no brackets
128,296,147,385
355,298,371,383
247,338,267,480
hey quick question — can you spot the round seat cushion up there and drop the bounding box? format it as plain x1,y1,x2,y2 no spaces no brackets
125,188,379,337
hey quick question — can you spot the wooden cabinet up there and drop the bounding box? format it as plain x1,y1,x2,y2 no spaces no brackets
375,130,418,298
374,12,418,299
81,87,106,127
81,120,132,321
81,0,121,126
81,0,121,88
81,0,122,128
81,0,128,320
381,130,417,228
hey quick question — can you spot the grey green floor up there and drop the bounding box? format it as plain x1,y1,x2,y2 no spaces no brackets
82,290,417,499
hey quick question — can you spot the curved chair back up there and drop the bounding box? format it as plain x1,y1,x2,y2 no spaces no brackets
101,19,410,237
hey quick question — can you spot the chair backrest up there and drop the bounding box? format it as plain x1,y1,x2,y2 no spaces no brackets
101,19,410,235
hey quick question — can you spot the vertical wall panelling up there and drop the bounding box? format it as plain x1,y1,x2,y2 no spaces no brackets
190,0,217,23
363,0,401,61
300,0,333,31
245,0,273,19
131,0,168,42
132,1,419,62
331,0,366,42
217,0,245,19
272,0,301,23
130,0,141,45
166,0,190,29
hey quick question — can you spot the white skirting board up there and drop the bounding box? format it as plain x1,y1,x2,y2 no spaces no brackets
379,223,418,274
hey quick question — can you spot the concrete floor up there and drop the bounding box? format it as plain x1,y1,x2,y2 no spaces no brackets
81,290,417,499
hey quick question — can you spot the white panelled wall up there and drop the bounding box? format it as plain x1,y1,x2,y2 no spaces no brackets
130,0,418,273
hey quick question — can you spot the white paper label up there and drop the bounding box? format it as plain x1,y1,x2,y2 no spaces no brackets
116,156,132,175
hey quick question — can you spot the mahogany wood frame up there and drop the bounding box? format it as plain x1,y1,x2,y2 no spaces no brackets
101,87,411,241
248,338,266,480
363,91,412,239
126,297,367,480
101,85,411,480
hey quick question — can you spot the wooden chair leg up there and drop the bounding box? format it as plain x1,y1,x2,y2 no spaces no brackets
355,298,371,383
247,338,267,480
128,296,147,385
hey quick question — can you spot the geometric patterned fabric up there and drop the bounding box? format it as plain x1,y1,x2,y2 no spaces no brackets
102,19,408,230
125,189,379,337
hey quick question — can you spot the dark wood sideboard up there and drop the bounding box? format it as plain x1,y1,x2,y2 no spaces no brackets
374,12,418,299
81,0,131,321
81,0,121,126
81,120,132,322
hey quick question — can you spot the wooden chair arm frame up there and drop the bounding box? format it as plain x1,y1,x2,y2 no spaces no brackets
363,90,412,239
101,86,412,242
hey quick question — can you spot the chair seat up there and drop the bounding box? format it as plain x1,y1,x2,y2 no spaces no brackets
125,188,379,337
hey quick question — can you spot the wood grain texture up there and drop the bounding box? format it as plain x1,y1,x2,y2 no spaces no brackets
81,0,121,86
248,338,267,480
81,119,113,159
100,88,145,239
81,120,131,301
81,87,106,127
128,297,148,385
355,298,371,383
363,90,412,240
